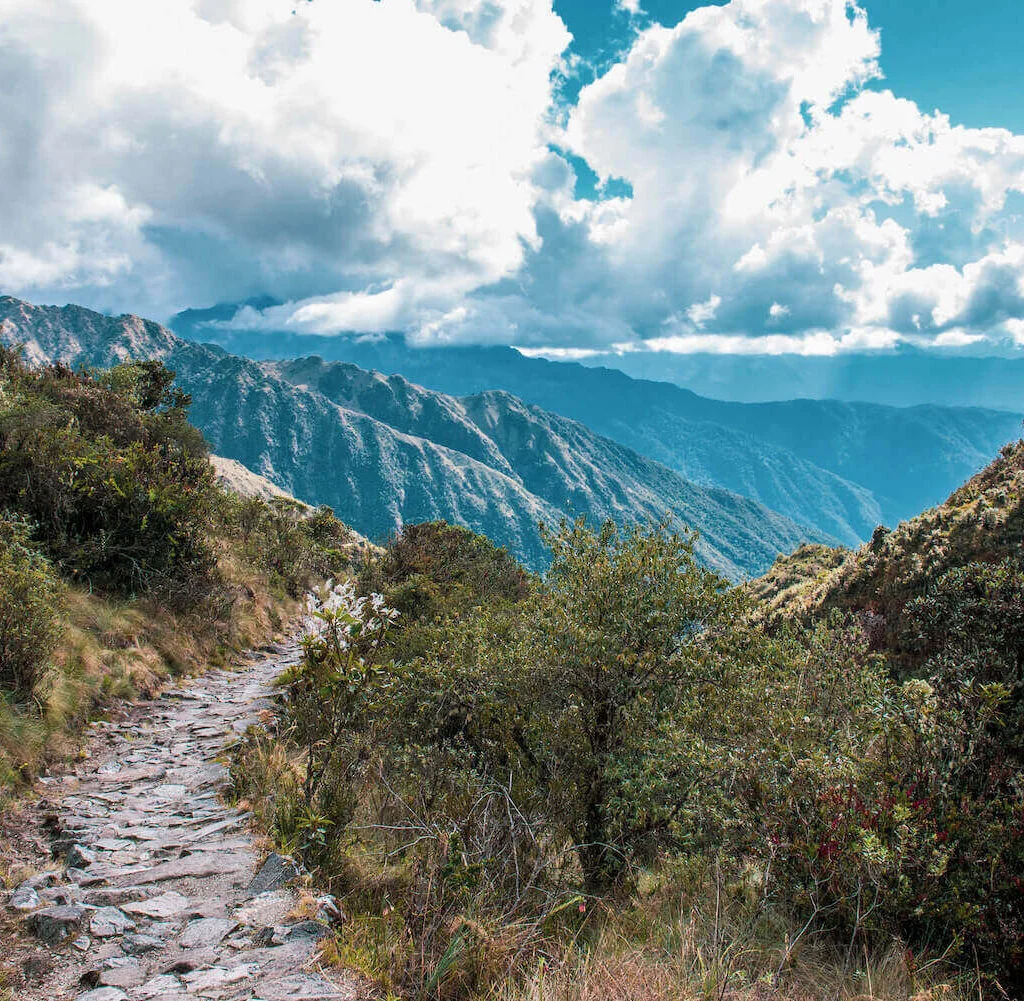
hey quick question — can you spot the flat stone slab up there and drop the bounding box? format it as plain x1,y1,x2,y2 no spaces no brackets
126,854,246,886
123,891,193,918
90,906,137,937
179,917,238,949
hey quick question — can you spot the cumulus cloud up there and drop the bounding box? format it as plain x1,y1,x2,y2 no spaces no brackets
0,0,569,315
3,0,1024,356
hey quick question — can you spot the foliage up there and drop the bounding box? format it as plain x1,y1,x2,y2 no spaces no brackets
216,493,357,598
0,346,216,602
358,520,529,659
239,514,1023,997
750,438,1024,641
0,516,63,696
289,580,398,860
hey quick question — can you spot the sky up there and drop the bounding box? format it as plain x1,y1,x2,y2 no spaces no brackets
2,0,1024,359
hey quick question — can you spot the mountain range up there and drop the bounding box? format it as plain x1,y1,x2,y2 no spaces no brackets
173,307,1023,546
0,296,823,578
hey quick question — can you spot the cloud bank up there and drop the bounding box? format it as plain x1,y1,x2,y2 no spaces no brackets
2,0,1024,355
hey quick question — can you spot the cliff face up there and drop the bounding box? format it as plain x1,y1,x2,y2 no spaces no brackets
0,296,826,576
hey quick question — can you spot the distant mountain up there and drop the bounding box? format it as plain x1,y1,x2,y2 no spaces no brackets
588,348,1024,411
0,296,823,577
172,311,1022,543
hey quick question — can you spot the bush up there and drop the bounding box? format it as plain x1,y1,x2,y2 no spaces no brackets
358,520,529,659
0,348,216,602
215,493,357,597
0,517,63,696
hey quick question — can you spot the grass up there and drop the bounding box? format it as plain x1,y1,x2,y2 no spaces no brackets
0,550,299,801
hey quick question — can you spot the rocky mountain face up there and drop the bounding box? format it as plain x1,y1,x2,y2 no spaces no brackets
750,439,1024,628
0,297,824,577
173,317,1023,547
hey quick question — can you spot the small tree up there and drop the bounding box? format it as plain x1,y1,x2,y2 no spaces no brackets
392,518,737,892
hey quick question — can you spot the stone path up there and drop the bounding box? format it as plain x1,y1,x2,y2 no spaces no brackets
5,644,358,1001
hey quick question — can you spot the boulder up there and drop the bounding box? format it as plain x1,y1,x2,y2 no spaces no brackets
25,903,89,944
247,852,301,897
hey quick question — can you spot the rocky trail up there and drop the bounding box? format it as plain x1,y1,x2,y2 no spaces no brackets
3,645,357,1001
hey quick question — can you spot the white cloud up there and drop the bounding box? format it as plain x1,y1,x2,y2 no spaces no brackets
686,294,722,328
0,0,569,316
3,0,1024,357
538,0,1024,354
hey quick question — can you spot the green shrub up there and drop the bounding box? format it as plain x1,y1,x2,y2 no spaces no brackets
0,348,216,603
0,517,63,696
215,492,357,597
358,520,530,660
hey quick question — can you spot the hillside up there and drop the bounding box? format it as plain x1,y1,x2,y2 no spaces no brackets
0,347,359,790
174,314,1022,542
0,297,822,577
750,439,1024,633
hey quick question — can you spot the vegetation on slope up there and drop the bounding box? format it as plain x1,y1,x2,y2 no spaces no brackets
0,346,360,792
751,439,1024,647
234,489,1024,999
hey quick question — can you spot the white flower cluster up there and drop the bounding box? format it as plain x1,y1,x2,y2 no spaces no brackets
301,579,398,647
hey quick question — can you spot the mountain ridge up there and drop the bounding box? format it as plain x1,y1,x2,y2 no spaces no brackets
0,296,823,578
172,312,1022,544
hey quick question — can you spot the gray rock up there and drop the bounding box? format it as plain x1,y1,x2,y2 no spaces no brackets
134,973,186,997
123,891,191,918
129,853,244,885
67,865,108,886
67,843,99,868
247,853,302,897
18,870,61,890
182,964,260,992
42,883,86,906
122,932,166,955
25,903,88,943
178,916,237,949
251,972,356,999
97,957,146,988
77,989,128,1001
285,920,331,942
9,884,41,912
90,906,137,937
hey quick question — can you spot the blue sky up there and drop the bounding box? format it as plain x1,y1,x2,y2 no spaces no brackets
2,0,1024,358
555,0,1024,130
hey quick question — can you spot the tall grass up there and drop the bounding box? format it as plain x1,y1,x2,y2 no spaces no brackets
0,561,297,799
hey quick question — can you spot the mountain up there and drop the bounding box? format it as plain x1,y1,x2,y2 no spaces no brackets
750,439,1024,628
587,347,1024,411
171,311,1022,543
0,296,824,577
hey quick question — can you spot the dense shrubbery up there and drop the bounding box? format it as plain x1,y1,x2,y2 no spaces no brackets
232,515,1024,999
0,347,215,602
0,516,63,696
217,493,357,599
357,520,529,659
